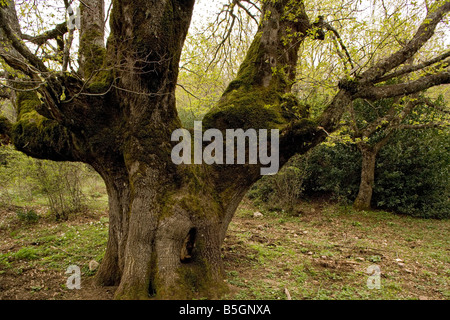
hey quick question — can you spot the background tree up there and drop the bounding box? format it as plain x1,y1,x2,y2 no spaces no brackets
1,0,450,299
349,95,449,211
296,124,449,219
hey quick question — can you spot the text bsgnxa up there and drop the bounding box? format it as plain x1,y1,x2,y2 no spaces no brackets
179,304,271,317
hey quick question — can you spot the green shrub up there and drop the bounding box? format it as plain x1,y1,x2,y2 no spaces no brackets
0,146,93,221
16,209,39,223
248,155,308,214
248,128,449,219
32,161,87,221
374,129,449,219
302,143,362,202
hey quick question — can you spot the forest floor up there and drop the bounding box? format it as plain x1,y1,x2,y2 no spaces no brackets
0,198,449,300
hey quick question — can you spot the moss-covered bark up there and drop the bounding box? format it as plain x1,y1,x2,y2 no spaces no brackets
202,0,320,198
79,0,105,78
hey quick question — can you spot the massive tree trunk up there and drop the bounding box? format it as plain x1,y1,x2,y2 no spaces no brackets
91,0,322,300
1,0,449,300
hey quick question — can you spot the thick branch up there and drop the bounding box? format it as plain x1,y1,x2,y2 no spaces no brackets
395,122,449,130
79,0,105,78
108,0,195,120
356,95,447,155
21,22,68,47
355,71,450,100
317,90,353,133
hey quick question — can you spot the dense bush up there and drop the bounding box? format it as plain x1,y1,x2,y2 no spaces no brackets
374,129,449,219
248,128,449,219
302,143,362,203
16,208,39,223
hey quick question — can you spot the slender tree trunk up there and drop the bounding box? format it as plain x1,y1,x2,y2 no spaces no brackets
353,145,378,211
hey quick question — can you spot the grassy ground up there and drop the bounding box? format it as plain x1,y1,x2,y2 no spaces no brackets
0,197,448,300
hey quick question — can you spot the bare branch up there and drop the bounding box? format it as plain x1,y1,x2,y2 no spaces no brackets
317,17,355,70
176,83,201,100
21,22,68,47
235,0,259,25
359,1,450,84
376,50,450,83
0,6,49,74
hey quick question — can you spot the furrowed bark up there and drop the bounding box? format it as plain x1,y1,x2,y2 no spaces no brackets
204,0,313,172
105,0,201,299
94,163,131,286
201,0,326,244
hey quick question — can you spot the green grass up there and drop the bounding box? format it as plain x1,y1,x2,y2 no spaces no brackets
0,215,108,274
222,199,450,300
0,197,449,300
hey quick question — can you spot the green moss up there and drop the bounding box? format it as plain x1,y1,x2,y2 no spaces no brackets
15,90,42,121
11,117,74,161
204,84,288,131
280,93,310,119
8,88,77,160
161,259,228,300
86,69,114,94
230,32,263,90
0,115,11,135
203,27,304,132
79,28,107,79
